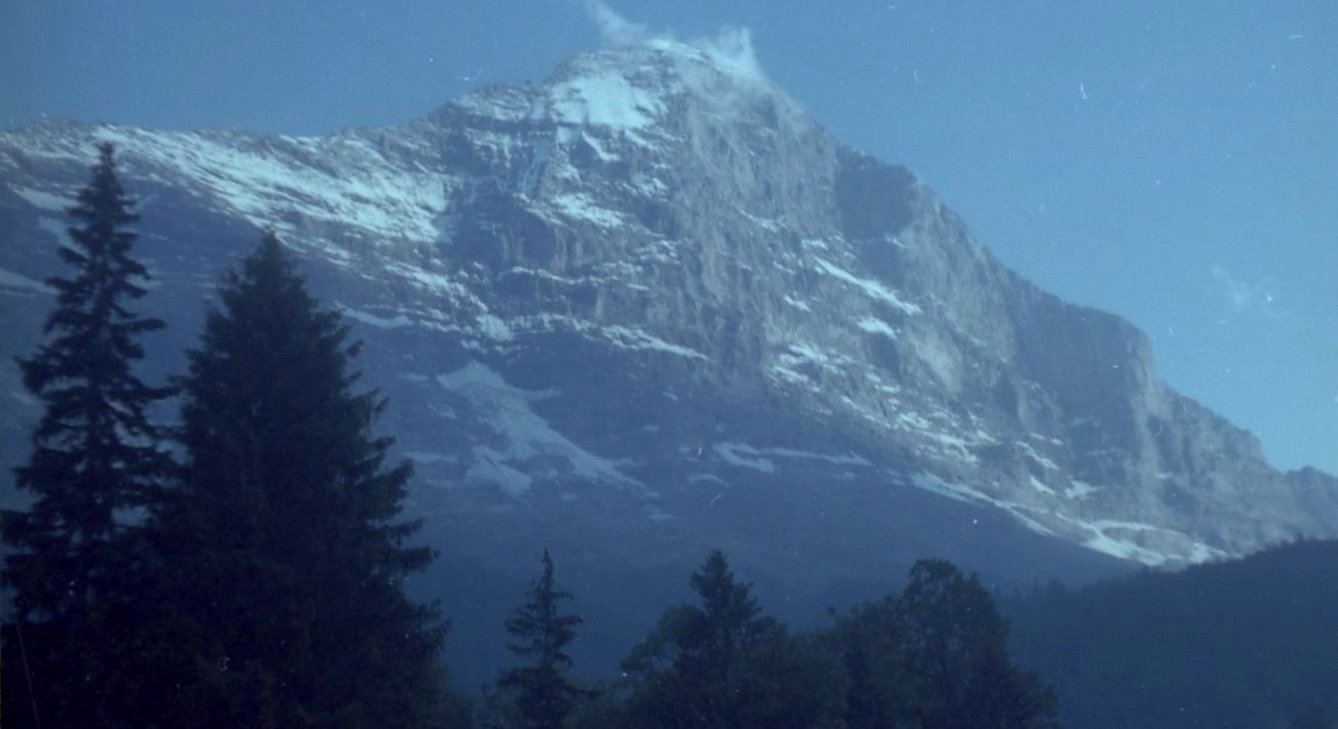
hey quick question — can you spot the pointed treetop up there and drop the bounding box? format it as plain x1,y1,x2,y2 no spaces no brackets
690,548,762,629
499,548,588,729
6,139,171,630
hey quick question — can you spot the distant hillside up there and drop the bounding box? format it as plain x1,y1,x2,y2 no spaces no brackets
1007,539,1338,729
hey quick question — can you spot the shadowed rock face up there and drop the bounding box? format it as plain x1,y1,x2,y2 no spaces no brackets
1,41,1334,671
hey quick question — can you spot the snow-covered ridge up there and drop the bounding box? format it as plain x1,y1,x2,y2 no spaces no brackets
911,473,1226,566
2,122,453,245
4,37,1333,575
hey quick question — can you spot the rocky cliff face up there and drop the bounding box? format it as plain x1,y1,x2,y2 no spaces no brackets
2,39,1334,618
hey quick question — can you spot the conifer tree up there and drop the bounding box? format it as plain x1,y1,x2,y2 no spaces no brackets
688,549,772,681
152,232,448,728
2,142,173,725
498,548,587,729
624,550,776,681
622,550,825,729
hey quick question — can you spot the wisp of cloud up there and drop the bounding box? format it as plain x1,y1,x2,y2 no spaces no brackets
583,0,649,46
578,0,788,109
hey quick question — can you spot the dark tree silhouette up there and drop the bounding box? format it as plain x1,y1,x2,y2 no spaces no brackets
894,559,1059,729
621,549,846,729
826,597,917,729
688,549,771,682
150,232,450,728
2,142,173,726
622,550,775,686
825,560,1060,729
498,548,588,729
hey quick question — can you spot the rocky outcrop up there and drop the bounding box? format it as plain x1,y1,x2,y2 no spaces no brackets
3,39,1334,603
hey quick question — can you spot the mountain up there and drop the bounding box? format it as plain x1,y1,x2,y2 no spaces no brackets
2,37,1335,678
1006,539,1338,729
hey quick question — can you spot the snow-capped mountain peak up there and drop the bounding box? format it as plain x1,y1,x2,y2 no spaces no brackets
2,43,1335,591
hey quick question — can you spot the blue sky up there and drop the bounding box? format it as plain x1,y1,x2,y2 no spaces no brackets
3,0,1335,473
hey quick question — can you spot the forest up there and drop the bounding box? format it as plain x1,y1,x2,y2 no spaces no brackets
2,145,1334,729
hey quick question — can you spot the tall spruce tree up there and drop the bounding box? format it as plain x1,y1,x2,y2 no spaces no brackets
2,142,173,725
152,232,448,728
498,548,587,729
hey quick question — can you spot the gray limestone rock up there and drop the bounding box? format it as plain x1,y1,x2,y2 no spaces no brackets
2,42,1333,663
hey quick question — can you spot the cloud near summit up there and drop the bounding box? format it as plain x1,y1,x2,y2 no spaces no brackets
583,0,650,46
579,1,781,100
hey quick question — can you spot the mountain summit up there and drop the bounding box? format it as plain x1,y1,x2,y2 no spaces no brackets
2,41,1334,611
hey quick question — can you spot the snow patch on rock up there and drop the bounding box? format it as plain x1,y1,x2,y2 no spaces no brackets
547,71,665,131
813,258,921,315
436,361,642,495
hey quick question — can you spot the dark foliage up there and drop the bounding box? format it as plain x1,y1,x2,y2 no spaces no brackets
146,232,454,728
496,548,589,729
828,559,1060,729
11,145,1319,729
1008,539,1338,729
1,142,174,727
563,684,631,729
0,147,1070,729
620,549,847,729
1287,706,1337,729
825,597,917,729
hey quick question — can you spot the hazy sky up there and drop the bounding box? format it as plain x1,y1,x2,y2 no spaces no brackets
3,0,1335,474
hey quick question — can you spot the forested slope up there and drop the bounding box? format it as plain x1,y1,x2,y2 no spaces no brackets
1008,539,1338,729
